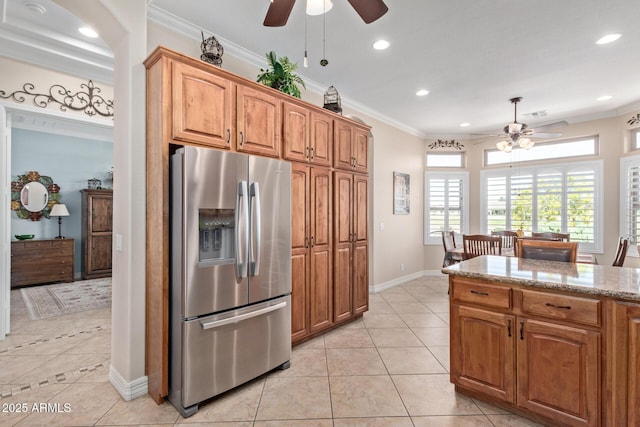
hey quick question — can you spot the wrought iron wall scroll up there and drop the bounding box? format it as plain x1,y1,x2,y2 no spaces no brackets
628,113,640,126
428,139,464,150
0,80,114,118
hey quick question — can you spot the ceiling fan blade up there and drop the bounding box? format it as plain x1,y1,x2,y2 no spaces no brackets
264,0,296,27
346,0,388,23
532,120,569,132
531,132,563,139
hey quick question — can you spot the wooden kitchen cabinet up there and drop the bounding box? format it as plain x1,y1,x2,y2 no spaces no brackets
310,111,333,166
236,85,281,157
291,163,333,343
283,102,309,164
283,103,333,167
173,60,281,157
450,277,601,426
352,174,369,314
334,171,369,322
610,302,640,426
334,118,369,173
518,318,600,426
451,304,515,403
172,61,233,149
80,189,113,279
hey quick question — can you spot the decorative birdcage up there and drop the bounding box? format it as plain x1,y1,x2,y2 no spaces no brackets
200,31,224,67
323,85,342,114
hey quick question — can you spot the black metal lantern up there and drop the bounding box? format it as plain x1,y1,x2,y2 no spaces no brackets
200,31,224,67
323,85,342,114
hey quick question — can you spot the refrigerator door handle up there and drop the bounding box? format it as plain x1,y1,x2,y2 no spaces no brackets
250,181,262,276
236,181,249,278
200,300,287,330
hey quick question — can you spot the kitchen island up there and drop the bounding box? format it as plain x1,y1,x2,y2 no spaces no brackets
442,255,640,427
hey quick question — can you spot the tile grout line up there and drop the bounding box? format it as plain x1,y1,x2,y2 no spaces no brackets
0,358,109,399
0,325,104,355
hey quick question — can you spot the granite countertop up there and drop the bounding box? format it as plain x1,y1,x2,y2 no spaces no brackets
442,255,640,302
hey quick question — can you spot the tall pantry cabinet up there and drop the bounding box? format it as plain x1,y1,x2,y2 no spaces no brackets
144,46,371,401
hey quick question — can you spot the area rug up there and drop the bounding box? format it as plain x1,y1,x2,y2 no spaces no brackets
20,278,111,320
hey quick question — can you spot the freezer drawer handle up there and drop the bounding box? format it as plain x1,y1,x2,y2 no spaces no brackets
200,301,287,330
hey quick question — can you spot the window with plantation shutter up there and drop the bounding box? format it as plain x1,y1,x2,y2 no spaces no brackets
633,129,640,151
424,172,469,245
620,155,640,255
481,160,602,252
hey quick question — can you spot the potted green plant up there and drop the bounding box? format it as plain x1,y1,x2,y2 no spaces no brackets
256,51,306,98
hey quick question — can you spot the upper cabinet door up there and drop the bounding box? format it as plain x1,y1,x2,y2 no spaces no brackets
310,112,333,167
282,102,310,163
353,126,369,173
172,62,233,149
237,85,281,157
334,119,354,171
333,119,369,172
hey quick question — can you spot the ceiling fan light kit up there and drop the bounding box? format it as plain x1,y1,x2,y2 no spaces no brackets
306,0,333,16
496,97,536,152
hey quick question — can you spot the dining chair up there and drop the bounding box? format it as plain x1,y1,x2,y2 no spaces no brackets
517,239,578,263
462,234,502,260
531,232,570,242
441,230,464,267
612,237,629,267
491,230,519,255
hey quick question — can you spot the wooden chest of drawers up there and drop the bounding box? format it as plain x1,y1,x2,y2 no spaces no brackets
11,239,75,288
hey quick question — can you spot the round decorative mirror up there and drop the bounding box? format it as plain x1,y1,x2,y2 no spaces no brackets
11,171,61,221
21,182,49,212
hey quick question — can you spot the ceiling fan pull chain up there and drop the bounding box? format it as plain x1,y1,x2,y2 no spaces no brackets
320,1,328,66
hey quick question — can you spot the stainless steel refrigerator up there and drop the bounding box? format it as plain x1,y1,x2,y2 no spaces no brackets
169,146,291,417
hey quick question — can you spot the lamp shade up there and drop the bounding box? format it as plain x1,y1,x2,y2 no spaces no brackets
50,203,70,217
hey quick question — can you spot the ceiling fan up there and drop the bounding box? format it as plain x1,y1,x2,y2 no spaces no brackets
494,97,568,152
264,0,388,27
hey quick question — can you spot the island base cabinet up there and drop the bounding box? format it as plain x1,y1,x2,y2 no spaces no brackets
610,302,640,426
517,319,600,427
451,305,515,403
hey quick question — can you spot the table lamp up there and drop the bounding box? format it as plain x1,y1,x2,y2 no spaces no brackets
50,203,70,239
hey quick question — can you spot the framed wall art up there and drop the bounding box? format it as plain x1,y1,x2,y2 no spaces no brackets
393,171,410,215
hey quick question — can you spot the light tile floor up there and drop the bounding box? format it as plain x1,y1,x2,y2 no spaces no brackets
1,276,544,426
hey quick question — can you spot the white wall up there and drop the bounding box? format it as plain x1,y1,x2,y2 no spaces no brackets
11,128,113,275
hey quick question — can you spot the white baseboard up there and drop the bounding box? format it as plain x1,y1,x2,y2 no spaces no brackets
369,270,447,293
109,365,148,401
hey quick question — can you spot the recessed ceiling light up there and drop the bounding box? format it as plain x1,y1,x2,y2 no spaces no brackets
373,39,390,50
79,27,99,38
597,95,612,101
596,33,621,45
416,89,429,97
460,122,471,127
